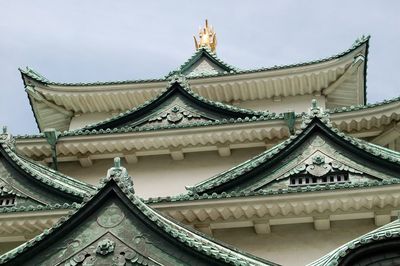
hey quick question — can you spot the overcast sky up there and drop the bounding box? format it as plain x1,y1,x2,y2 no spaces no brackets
1,0,399,135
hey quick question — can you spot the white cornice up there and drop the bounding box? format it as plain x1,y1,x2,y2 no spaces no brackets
151,185,400,232
15,100,400,164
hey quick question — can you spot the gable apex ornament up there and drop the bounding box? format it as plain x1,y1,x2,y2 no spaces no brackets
194,19,217,53
105,157,134,192
301,99,331,129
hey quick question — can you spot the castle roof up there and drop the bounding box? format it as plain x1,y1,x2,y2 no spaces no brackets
81,75,265,131
0,159,277,266
308,218,400,266
0,131,95,208
20,37,369,132
187,100,400,195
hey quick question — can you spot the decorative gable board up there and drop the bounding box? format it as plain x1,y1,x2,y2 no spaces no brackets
188,109,400,195
0,160,276,266
183,56,227,77
83,78,263,131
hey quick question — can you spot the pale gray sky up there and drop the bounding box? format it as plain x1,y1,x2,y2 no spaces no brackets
1,0,399,134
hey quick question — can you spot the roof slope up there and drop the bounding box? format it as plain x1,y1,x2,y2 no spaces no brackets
187,100,400,195
81,76,266,131
308,219,400,266
0,131,95,206
0,158,278,266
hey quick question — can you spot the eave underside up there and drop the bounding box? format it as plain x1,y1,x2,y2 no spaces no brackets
23,41,368,132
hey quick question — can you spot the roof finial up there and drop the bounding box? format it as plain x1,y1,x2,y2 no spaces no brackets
114,157,121,168
106,157,134,193
194,19,217,53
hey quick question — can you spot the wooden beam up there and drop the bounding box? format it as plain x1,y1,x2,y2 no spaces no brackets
375,214,391,226
253,220,271,234
170,150,184,161
78,157,93,167
314,217,330,230
217,146,231,157
195,224,213,236
125,153,138,164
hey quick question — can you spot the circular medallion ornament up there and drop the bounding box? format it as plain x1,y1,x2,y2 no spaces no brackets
97,205,125,228
311,136,326,147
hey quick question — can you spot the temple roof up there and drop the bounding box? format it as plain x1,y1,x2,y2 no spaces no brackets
308,219,400,266
0,159,277,266
0,131,95,207
81,76,265,131
187,100,400,195
20,36,368,86
20,36,369,132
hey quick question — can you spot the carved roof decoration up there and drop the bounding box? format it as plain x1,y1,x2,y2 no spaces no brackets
308,219,400,266
79,75,267,131
187,100,400,195
0,131,95,207
0,158,277,266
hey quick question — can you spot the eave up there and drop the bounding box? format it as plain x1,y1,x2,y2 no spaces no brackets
2,183,400,249
0,134,95,201
21,37,369,132
149,183,400,234
14,97,400,166
0,205,72,242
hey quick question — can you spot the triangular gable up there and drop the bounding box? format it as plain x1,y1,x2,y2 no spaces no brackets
0,158,277,266
188,100,400,195
167,48,238,78
309,219,400,266
0,132,95,207
83,76,265,131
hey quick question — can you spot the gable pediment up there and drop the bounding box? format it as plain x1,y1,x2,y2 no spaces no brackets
0,159,274,266
84,78,263,131
188,106,400,195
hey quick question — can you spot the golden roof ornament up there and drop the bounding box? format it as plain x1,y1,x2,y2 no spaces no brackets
194,19,217,53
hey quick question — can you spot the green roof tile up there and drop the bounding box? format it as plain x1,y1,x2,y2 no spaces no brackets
0,158,277,266
187,99,400,195
308,219,400,266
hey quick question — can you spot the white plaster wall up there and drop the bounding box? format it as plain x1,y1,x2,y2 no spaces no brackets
69,112,112,130
233,94,326,113
58,148,265,198
213,219,377,266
